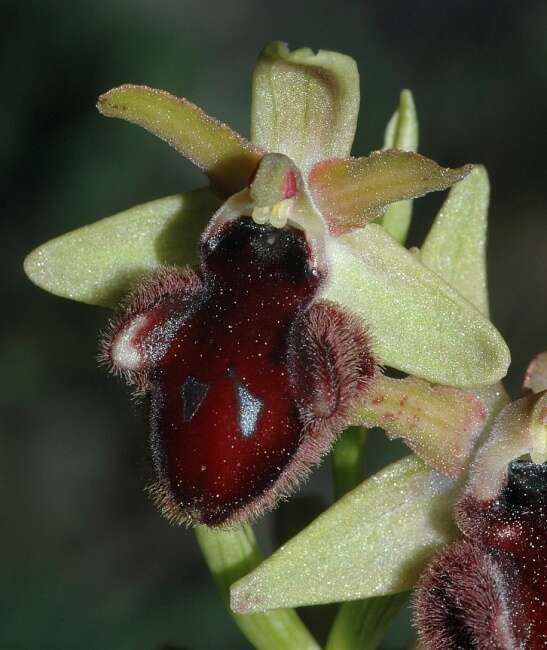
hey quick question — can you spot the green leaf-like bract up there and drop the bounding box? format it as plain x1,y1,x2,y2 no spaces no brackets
231,455,459,612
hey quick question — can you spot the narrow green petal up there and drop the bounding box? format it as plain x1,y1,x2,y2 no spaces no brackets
380,90,418,243
98,85,262,195
420,165,490,316
24,189,219,307
196,525,320,650
230,455,458,612
309,151,471,235
251,41,359,172
354,376,487,477
322,224,510,386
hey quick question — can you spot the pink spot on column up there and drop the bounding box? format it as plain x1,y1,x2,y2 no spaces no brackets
282,170,297,199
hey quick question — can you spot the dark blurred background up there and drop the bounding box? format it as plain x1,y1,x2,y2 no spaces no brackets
2,1,546,648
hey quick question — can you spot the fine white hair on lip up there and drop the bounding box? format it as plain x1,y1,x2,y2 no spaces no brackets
111,314,148,370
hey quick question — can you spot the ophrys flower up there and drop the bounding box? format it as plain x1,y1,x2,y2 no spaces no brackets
24,42,510,526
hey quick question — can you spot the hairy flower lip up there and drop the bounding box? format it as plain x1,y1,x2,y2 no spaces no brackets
416,455,547,650
103,217,378,527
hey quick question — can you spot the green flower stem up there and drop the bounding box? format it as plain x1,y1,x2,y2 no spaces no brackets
195,524,321,650
325,594,409,650
331,426,368,500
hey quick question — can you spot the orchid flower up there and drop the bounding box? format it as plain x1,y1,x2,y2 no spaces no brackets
24,42,508,526
23,40,519,650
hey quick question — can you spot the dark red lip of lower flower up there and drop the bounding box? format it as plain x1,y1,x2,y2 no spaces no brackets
102,218,377,526
416,460,547,649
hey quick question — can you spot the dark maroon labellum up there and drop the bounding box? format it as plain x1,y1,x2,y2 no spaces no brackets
416,460,547,649
102,217,376,525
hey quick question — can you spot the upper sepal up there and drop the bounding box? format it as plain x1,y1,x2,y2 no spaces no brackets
98,85,263,196
251,42,359,173
383,89,418,153
308,150,472,236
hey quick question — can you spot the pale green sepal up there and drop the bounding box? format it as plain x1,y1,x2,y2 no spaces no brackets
323,223,510,387
251,41,359,172
380,89,418,243
231,455,459,612
420,165,490,316
24,189,219,307
325,594,408,650
195,525,321,650
98,85,262,195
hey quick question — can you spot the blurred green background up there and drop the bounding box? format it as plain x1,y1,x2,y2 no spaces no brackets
2,1,546,648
